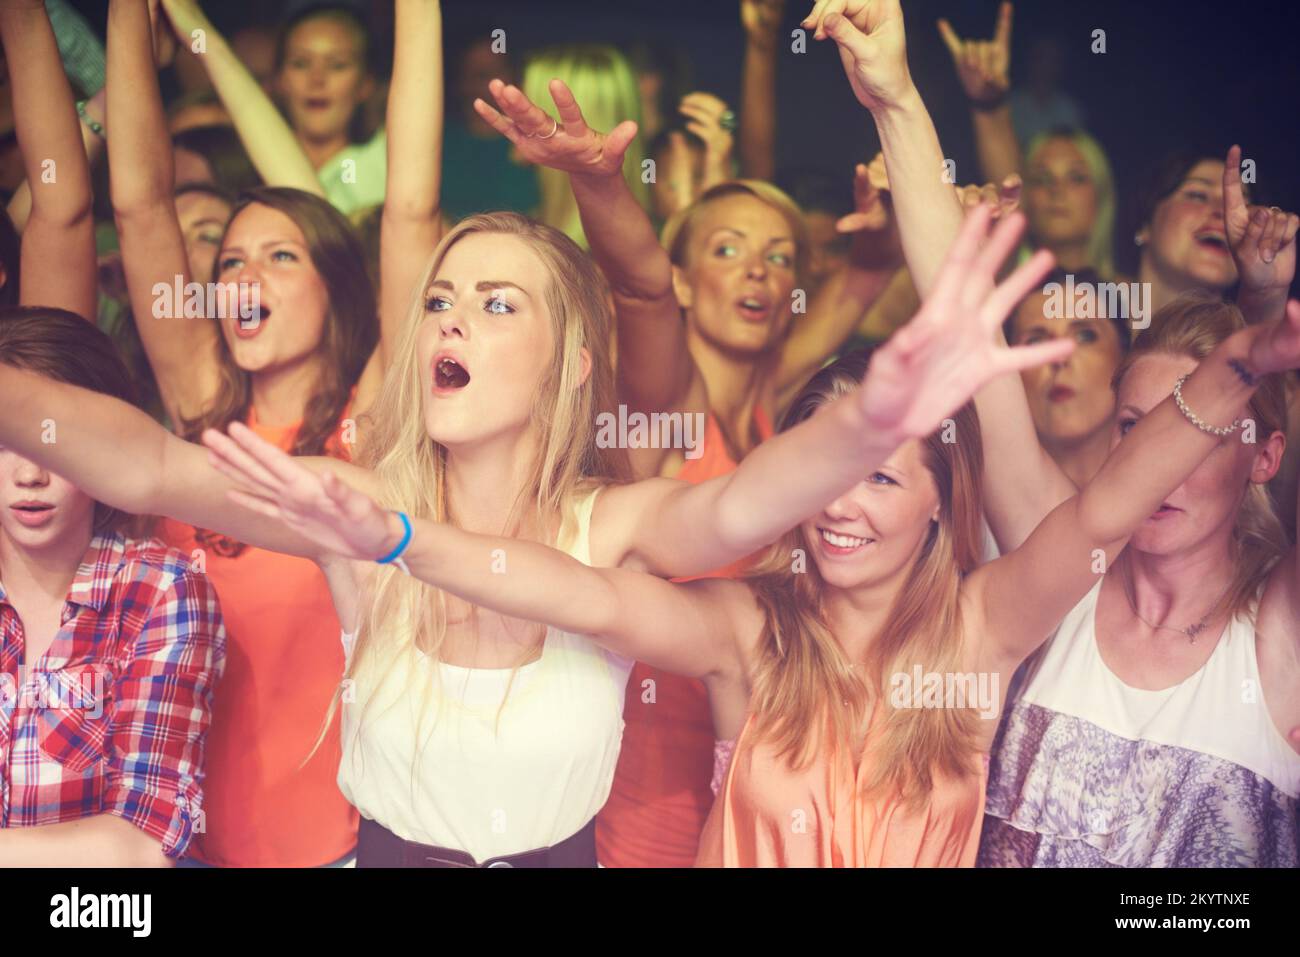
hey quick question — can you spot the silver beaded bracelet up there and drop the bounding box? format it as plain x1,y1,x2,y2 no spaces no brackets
1172,373,1240,436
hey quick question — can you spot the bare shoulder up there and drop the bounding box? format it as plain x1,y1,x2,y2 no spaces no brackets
1256,555,1300,753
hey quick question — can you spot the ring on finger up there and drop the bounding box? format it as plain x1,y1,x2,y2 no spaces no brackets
719,109,737,132
529,118,560,139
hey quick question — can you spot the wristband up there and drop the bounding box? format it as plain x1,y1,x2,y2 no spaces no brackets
76,99,105,138
376,511,413,571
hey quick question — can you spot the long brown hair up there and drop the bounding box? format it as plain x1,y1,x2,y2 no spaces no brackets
1112,295,1289,622
180,187,378,455
0,307,140,535
743,350,985,804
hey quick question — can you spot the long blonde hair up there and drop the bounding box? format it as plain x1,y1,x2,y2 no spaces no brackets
315,213,630,763
522,45,651,247
743,350,985,804
1112,295,1289,623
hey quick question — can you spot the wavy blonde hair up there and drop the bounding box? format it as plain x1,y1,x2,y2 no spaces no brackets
313,213,630,768
743,350,985,805
522,44,651,247
1112,295,1289,623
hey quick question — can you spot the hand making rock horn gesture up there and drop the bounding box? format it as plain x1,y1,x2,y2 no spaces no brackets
938,1,1013,107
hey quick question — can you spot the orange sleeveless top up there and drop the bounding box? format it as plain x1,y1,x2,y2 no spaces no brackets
697,708,989,867
158,400,359,867
596,406,774,868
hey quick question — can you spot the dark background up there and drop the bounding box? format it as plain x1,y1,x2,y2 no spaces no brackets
69,0,1300,261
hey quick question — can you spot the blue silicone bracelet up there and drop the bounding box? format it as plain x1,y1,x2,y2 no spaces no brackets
376,511,413,564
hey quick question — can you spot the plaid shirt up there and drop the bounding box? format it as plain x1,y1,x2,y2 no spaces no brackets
0,533,225,859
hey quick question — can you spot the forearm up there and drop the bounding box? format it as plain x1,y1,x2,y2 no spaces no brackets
970,104,1021,185
0,814,170,867
570,171,674,301
5,91,105,235
975,329,1078,552
179,17,323,194
739,41,777,181
399,517,621,638
872,92,965,296
1236,286,1289,327
1079,329,1261,543
386,0,443,220
106,0,174,211
379,0,444,365
643,388,901,577
1,3,94,227
0,365,166,514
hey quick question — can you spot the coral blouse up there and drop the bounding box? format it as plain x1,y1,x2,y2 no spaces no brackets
697,706,989,867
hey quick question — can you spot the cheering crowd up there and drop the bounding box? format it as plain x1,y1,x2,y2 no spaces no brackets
0,0,1297,869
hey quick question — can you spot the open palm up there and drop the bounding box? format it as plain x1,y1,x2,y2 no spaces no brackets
858,205,1073,439
202,423,396,562
474,78,638,179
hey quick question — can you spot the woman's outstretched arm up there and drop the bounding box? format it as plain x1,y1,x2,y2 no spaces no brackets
0,0,96,320
378,0,444,369
107,0,219,425
601,205,1073,579
159,0,325,195
0,362,377,558
976,298,1300,671
203,422,751,681
475,79,705,462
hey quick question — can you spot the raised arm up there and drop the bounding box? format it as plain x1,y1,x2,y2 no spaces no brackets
160,0,324,196
805,0,963,297
378,0,444,370
810,0,1073,551
1224,144,1298,328
0,0,96,320
602,204,1074,579
976,297,1300,670
0,361,374,558
199,423,750,681
475,79,702,436
738,0,784,181
937,2,1022,186
107,0,220,425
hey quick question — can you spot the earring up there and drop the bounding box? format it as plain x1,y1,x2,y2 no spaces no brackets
1134,233,1146,247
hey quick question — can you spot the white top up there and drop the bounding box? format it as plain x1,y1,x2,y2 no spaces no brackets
981,577,1300,867
336,489,635,861
1018,579,1299,796
318,129,387,216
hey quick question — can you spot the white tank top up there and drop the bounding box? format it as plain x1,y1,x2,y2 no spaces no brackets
336,488,635,861
981,578,1300,867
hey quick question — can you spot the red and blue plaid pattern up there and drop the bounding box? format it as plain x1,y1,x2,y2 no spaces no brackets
0,533,225,858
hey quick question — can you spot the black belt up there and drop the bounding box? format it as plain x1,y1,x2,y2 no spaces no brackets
355,816,598,868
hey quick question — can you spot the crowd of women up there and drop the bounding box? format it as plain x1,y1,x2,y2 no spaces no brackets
0,0,1296,868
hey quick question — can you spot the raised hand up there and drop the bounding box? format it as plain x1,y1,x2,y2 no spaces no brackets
202,422,397,562
678,91,735,183
742,0,786,49
857,204,1073,439
802,0,914,114
955,172,1022,219
938,1,1013,106
474,77,638,180
1223,144,1299,295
